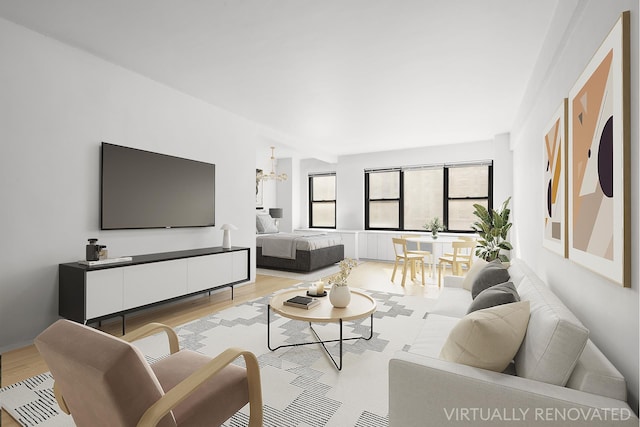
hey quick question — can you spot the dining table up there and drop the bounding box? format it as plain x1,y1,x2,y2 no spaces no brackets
404,235,464,277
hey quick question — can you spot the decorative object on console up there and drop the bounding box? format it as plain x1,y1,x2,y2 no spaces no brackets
268,208,283,231
471,196,513,262
221,223,238,249
257,146,287,182
424,217,445,239
85,238,105,261
328,258,358,308
568,11,630,287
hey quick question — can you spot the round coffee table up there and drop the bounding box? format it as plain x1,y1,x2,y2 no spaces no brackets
267,287,377,370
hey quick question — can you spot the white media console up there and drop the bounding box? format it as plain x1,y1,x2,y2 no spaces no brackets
59,247,249,333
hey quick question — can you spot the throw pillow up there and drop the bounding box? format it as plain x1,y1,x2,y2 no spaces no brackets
467,281,520,314
461,258,488,291
470,260,510,299
256,214,278,234
439,301,530,372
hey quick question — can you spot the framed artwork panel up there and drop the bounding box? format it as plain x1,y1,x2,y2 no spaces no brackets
256,168,263,208
543,99,568,257
567,12,630,287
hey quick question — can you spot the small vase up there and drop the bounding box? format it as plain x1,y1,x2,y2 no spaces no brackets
432,230,438,239
329,284,351,308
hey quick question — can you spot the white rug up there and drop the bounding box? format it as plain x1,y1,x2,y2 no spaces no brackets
0,288,435,427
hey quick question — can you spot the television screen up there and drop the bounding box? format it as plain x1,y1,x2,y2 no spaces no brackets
101,142,215,230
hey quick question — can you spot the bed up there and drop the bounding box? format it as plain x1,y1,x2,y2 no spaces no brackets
256,232,344,272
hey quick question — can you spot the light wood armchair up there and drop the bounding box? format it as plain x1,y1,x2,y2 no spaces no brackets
391,237,426,286
36,320,263,427
438,240,476,287
401,234,433,277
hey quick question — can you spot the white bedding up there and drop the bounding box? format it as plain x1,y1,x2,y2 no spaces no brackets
256,232,343,259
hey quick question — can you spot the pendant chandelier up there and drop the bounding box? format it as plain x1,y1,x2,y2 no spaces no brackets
259,146,288,182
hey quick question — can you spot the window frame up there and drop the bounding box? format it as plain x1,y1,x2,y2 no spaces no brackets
309,172,337,229
364,161,493,232
364,169,403,231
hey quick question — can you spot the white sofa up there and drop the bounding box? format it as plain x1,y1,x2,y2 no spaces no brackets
389,259,638,426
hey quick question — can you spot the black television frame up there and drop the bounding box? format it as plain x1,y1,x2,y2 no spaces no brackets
100,142,216,230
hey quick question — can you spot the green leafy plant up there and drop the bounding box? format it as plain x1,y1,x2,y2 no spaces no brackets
424,217,445,233
471,197,513,262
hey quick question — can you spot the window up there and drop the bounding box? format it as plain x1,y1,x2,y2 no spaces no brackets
365,162,492,231
365,170,400,229
447,165,490,231
309,173,336,228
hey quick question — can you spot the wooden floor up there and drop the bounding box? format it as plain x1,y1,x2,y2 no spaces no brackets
1,260,442,426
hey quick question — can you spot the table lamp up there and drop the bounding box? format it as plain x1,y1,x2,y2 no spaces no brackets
269,208,283,231
221,224,238,249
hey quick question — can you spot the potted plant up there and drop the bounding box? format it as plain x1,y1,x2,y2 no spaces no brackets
471,197,513,262
424,217,445,239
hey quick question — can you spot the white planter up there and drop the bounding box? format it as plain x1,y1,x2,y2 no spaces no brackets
329,285,351,308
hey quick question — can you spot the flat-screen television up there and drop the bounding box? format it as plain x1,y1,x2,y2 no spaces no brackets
101,142,215,230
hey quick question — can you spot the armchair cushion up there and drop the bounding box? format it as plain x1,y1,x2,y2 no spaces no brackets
151,350,249,427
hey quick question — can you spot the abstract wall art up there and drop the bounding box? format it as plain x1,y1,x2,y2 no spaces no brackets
543,99,567,257
567,11,630,287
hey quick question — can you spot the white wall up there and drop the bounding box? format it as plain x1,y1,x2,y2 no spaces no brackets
510,0,639,412
0,18,284,351
298,135,513,230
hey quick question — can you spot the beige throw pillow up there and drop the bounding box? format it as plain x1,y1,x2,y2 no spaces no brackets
461,258,488,291
439,301,530,372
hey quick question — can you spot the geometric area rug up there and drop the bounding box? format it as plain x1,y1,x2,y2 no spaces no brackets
0,288,436,427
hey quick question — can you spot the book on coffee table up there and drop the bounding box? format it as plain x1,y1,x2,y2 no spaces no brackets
283,295,320,309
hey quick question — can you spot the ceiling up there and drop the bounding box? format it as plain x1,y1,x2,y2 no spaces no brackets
0,0,559,157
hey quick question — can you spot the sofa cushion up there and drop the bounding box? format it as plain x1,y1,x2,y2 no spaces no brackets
429,287,473,318
565,340,628,401
460,258,488,291
470,260,510,299
514,276,589,386
467,281,520,314
439,301,530,372
506,259,528,288
408,313,460,358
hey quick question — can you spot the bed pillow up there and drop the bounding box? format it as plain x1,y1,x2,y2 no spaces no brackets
470,260,510,299
467,281,520,314
440,301,530,372
256,214,278,234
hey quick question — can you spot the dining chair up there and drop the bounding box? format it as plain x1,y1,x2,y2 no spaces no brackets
391,237,426,286
401,234,433,277
437,240,477,287
35,320,263,427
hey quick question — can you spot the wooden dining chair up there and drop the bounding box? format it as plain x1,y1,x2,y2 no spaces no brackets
438,240,477,287
401,235,433,277
391,237,426,286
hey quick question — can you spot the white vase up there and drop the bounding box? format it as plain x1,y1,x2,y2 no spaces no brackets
329,285,351,308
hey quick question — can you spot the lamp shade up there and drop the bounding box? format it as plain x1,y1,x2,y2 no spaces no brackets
268,208,283,219
221,223,238,231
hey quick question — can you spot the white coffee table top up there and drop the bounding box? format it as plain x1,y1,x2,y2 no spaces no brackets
269,287,377,323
